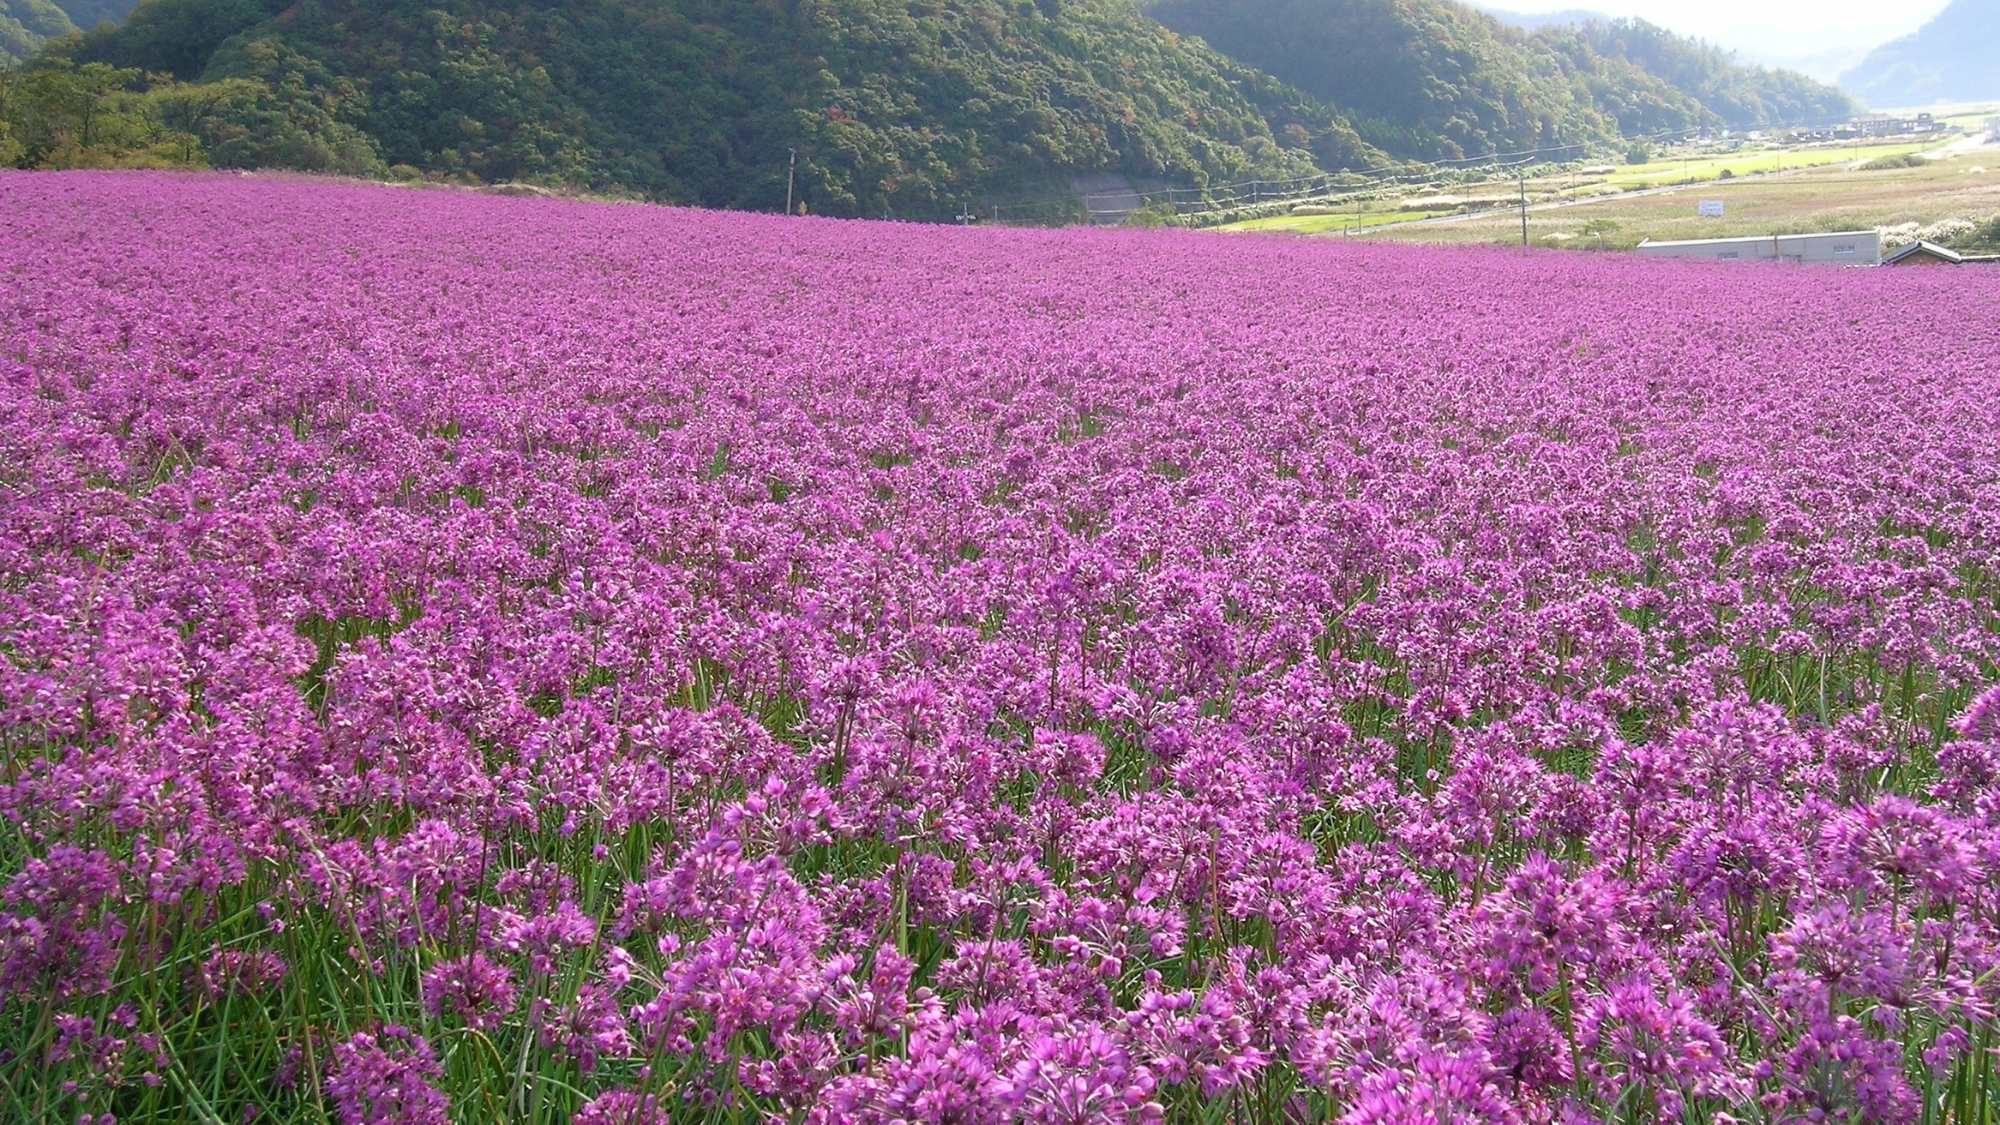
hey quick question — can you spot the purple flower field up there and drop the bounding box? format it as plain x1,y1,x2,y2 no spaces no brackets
6,171,2000,1124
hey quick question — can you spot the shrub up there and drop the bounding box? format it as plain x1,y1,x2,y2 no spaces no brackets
1860,151,1926,170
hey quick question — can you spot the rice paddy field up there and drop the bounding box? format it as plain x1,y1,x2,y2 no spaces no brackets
1364,140,2000,249
1585,140,1940,191
1219,140,1960,238
7,170,2000,1123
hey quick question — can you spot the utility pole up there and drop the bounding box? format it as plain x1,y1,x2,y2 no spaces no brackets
786,148,796,216
1519,175,1528,247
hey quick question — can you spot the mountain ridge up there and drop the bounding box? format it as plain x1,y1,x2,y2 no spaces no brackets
1143,0,1854,160
1841,0,2000,107
1473,6,1611,33
2,0,137,61
2,0,72,61
9,0,1857,217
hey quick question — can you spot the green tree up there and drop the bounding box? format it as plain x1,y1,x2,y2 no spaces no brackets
195,38,383,175
2,41,385,172
0,57,174,166
140,70,246,161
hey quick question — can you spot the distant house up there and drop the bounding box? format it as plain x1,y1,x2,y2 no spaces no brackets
1883,240,2000,266
1850,112,1941,137
1636,231,1881,266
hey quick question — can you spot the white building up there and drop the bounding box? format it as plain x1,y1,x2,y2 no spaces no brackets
1635,231,1881,266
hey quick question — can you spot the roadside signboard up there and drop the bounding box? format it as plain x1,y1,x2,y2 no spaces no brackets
1699,200,1726,217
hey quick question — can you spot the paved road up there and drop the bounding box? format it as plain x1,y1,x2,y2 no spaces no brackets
1925,132,1998,160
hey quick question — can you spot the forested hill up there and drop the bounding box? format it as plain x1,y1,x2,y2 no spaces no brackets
1143,0,1854,160
7,0,1853,215
1559,19,1857,130
2,0,132,60
2,0,73,62
52,0,1382,217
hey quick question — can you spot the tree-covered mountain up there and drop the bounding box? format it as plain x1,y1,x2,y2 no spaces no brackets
1143,0,1853,159
1841,0,2000,108
3,0,74,61
3,0,141,63
1563,18,1855,129
8,0,1857,215
50,0,1383,217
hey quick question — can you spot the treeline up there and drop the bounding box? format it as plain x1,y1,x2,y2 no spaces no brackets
0,42,381,173
17,0,1387,220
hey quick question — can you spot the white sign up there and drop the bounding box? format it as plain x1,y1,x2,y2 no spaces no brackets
1698,200,1726,217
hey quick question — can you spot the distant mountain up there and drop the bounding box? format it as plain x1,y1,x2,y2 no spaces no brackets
1145,0,1671,158
1558,18,1856,128
2,0,73,61
1841,0,2000,107
65,0,1384,217
1143,0,1854,159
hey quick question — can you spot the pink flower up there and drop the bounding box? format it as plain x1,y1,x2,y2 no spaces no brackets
420,953,516,1031
325,1027,449,1125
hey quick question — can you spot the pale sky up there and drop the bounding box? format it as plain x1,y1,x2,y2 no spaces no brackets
1482,0,1955,80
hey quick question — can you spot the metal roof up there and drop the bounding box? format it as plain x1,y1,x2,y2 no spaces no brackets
1636,231,1878,249
1882,240,1965,265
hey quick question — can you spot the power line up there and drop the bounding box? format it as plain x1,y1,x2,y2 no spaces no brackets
985,115,1910,227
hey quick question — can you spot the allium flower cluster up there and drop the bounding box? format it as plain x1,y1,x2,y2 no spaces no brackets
4,170,2000,1121
324,1027,449,1125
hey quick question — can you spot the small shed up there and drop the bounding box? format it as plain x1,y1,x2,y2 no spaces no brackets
1883,240,2000,266
1884,240,1965,266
